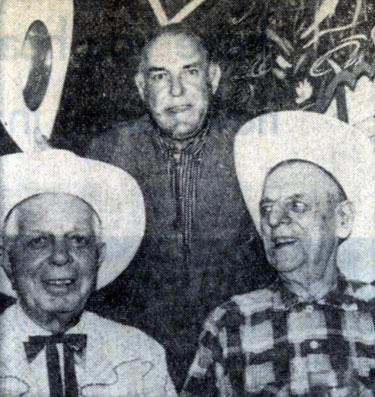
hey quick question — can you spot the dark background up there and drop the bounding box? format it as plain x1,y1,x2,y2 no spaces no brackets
50,0,274,154
36,0,375,155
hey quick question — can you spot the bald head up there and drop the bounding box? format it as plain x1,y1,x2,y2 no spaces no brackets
266,159,347,207
135,24,221,141
3,193,102,240
0,192,106,334
138,24,209,73
260,159,353,282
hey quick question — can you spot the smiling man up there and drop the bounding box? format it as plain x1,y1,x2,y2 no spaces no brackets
182,111,375,396
0,150,176,397
85,23,274,388
259,160,349,292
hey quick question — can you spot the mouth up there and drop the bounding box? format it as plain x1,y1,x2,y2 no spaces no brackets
43,278,76,290
166,105,192,113
272,237,298,249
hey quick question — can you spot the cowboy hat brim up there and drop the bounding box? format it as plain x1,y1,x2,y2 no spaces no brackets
0,150,145,297
235,111,375,282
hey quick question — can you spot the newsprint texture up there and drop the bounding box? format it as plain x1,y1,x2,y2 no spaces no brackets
1,1,375,396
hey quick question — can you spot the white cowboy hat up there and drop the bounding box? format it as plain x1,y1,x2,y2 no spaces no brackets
0,149,145,297
235,110,375,282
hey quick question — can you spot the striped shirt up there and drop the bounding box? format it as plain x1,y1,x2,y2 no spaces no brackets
154,124,209,264
182,277,375,396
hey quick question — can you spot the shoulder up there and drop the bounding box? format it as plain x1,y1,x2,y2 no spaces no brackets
82,311,165,357
205,287,275,332
211,113,248,137
85,115,153,160
343,280,375,305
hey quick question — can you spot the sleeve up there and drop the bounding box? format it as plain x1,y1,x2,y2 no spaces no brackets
180,314,225,397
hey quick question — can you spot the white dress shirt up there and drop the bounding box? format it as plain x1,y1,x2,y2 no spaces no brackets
0,303,177,396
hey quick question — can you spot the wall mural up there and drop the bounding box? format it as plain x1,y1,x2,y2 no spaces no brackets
52,0,375,152
266,0,375,123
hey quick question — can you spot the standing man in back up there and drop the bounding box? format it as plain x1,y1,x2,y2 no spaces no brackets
86,23,275,388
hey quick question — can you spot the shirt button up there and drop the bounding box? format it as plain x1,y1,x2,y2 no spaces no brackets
306,305,314,312
310,340,319,350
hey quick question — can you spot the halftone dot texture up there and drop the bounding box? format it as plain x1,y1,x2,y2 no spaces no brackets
235,110,375,282
0,149,145,297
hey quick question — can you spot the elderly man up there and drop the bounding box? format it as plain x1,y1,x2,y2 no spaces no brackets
182,111,375,396
0,150,177,396
85,23,274,387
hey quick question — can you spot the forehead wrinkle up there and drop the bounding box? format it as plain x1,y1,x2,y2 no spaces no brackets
4,193,102,239
142,33,207,70
264,162,345,205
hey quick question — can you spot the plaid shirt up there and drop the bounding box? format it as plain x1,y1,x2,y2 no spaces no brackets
182,277,375,396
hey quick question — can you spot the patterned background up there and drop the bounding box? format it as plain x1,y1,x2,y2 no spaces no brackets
51,0,375,153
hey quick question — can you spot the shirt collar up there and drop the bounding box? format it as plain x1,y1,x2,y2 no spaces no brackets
13,302,51,341
151,115,210,156
271,275,356,310
12,302,87,367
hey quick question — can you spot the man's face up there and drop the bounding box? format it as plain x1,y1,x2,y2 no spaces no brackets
260,163,340,279
4,193,104,322
138,33,217,140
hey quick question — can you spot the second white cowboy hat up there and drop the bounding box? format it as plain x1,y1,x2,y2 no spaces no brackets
0,149,145,298
235,110,375,282
0,0,74,151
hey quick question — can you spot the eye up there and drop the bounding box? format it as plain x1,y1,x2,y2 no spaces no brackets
27,236,50,249
68,235,91,248
260,203,273,217
286,200,308,214
150,72,168,82
185,68,199,77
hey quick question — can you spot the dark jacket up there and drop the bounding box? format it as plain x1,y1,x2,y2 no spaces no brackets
85,113,276,388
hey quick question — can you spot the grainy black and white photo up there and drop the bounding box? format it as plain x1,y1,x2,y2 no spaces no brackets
0,0,375,396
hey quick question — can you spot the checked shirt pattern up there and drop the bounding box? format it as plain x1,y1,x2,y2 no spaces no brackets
182,278,375,396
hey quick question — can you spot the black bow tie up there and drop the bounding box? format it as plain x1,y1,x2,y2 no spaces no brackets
24,334,87,397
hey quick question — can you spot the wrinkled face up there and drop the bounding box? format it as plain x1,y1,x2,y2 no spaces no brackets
4,193,104,321
260,163,340,279
140,33,212,140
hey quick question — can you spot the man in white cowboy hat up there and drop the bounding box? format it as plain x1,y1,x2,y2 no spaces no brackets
182,111,375,396
0,150,177,396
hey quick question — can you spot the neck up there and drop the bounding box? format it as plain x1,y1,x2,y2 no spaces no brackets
280,255,338,301
154,112,209,144
20,301,81,334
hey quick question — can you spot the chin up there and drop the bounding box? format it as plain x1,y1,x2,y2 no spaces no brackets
269,256,303,274
273,263,301,274
268,248,305,272
171,126,198,140
38,293,88,315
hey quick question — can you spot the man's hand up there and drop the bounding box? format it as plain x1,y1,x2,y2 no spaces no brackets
34,127,52,151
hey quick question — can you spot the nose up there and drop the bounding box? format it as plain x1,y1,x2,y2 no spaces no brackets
170,74,184,97
267,204,291,228
50,238,71,266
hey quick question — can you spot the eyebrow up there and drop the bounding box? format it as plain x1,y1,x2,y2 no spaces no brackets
259,198,273,206
147,67,167,73
183,62,202,69
20,230,50,235
260,193,306,205
20,228,93,235
147,62,202,73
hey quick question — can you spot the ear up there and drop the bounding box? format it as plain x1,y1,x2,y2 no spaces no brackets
0,237,14,282
135,72,146,102
335,200,354,240
96,242,106,268
208,63,221,94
